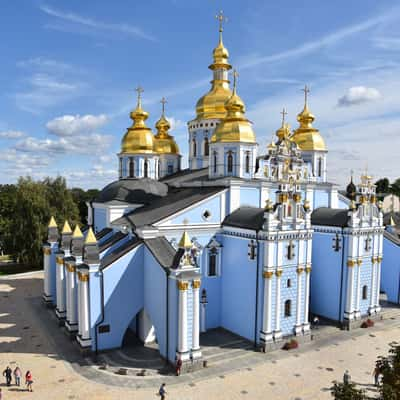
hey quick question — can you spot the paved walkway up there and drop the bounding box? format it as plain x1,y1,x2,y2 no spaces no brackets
0,272,399,399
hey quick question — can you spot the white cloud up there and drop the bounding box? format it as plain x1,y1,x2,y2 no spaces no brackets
0,130,26,139
337,86,381,107
46,114,108,137
40,4,156,42
372,37,400,51
16,57,74,72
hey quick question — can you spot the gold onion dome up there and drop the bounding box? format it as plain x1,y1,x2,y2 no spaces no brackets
121,87,155,154
153,98,179,154
276,108,291,141
291,85,326,152
195,11,232,120
211,70,256,144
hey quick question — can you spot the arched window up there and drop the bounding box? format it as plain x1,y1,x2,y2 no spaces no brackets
208,247,218,276
144,160,148,178
213,152,217,173
129,158,134,178
284,299,291,317
157,161,160,178
318,157,322,177
227,152,233,173
193,139,197,157
362,285,368,300
204,137,209,156
287,279,291,288
119,158,123,178
245,152,250,173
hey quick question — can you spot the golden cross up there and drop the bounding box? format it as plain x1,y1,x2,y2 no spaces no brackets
280,107,287,126
302,85,310,106
160,97,167,115
232,69,239,91
216,10,227,32
135,86,144,106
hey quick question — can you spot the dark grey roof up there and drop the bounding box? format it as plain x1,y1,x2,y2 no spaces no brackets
383,212,400,226
96,227,113,240
113,186,225,228
160,168,209,185
222,207,265,231
144,237,182,269
311,207,349,227
94,178,168,205
100,237,142,269
99,231,128,252
384,230,400,246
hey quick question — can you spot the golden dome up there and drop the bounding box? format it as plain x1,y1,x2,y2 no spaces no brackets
210,71,256,144
195,12,232,120
291,86,327,152
121,87,155,154
154,98,180,155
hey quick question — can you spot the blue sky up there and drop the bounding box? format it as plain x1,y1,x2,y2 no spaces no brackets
1,0,400,188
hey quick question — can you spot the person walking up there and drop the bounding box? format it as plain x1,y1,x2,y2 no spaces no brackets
373,366,381,386
0,387,2,400
175,358,182,376
3,366,12,386
25,370,33,392
13,366,21,386
343,369,351,385
313,316,320,329
159,383,166,400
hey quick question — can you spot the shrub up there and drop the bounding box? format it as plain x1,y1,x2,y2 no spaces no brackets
361,319,374,328
283,339,299,350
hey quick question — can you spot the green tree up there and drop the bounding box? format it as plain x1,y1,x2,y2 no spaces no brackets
375,178,390,200
331,381,366,400
390,178,400,198
0,184,17,255
70,187,99,225
376,342,400,399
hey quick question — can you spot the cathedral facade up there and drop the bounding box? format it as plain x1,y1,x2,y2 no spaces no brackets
42,15,389,368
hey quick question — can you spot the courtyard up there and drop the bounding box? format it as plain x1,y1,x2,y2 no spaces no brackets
1,271,399,400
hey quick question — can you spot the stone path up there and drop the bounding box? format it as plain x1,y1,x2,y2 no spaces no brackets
1,271,399,399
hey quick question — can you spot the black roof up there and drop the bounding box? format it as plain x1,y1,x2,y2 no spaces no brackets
95,227,113,240
99,231,128,252
311,207,350,227
94,178,168,205
113,186,225,228
160,168,209,185
144,237,182,269
100,237,142,269
384,230,400,246
223,207,265,230
383,212,400,226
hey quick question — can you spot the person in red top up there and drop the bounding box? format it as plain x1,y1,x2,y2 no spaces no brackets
25,370,33,392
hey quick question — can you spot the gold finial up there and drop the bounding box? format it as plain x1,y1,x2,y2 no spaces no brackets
389,215,396,226
62,220,72,234
160,97,167,116
216,10,227,39
280,107,288,127
84,227,97,245
48,216,57,228
72,225,83,239
135,86,144,108
178,231,192,249
302,85,310,108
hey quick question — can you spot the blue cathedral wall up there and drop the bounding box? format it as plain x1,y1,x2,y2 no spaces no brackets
239,187,259,207
381,236,400,304
310,230,347,322
49,243,58,303
92,245,144,351
168,277,178,362
359,261,372,316
313,190,330,208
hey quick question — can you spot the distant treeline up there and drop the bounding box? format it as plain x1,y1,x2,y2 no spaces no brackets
0,177,99,266
375,178,400,199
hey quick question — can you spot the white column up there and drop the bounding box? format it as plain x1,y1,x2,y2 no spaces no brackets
177,281,189,360
303,265,311,332
55,255,66,318
77,273,83,337
43,247,51,301
66,264,78,331
355,262,362,318
274,270,282,340
65,264,72,323
345,261,355,320
375,257,382,312
261,271,273,343
369,258,377,314
81,275,91,340
295,268,303,335
192,280,201,359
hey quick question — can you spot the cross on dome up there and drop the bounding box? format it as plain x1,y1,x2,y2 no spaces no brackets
302,85,310,107
280,107,288,126
135,86,144,107
232,69,239,92
160,97,167,115
216,10,227,33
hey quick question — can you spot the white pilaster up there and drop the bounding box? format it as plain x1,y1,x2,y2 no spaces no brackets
177,281,189,360
43,246,53,302
303,266,311,332
77,274,83,337
55,255,66,319
191,280,201,359
274,270,282,341
295,268,303,335
375,258,382,312
355,263,362,318
344,261,355,320
369,258,377,314
260,271,273,342
65,263,78,332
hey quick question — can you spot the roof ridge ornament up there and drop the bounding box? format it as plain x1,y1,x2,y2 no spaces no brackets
216,10,227,43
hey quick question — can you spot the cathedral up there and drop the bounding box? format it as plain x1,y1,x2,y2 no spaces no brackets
42,13,393,369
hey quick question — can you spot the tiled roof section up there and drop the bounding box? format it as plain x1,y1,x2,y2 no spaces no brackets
311,207,350,227
95,178,168,205
98,231,128,253
222,207,265,231
112,186,225,228
144,237,182,269
100,237,142,270
95,227,113,240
